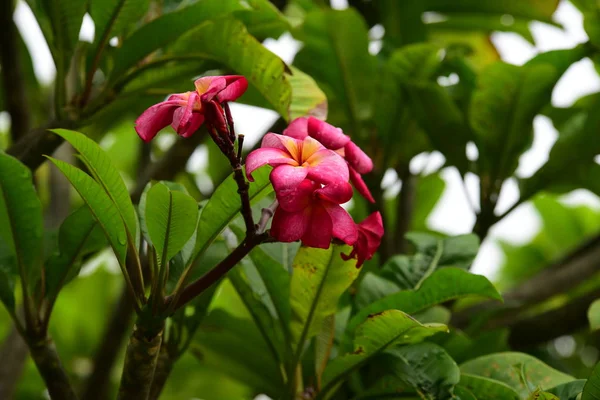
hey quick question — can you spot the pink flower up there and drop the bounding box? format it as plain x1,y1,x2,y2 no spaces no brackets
283,117,375,203
270,180,358,249
135,75,248,142
342,212,384,267
245,133,349,192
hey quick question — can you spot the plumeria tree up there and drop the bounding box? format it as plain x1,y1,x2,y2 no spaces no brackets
4,0,600,399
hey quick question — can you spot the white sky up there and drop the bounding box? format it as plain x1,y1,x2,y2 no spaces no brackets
12,0,600,280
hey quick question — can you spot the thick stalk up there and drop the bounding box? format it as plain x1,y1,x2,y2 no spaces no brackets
148,345,175,400
28,336,78,400
117,326,163,400
0,326,29,399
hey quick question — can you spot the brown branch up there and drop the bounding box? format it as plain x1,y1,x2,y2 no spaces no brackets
0,0,30,142
148,343,176,400
27,335,78,400
81,288,135,400
166,233,271,311
0,326,29,399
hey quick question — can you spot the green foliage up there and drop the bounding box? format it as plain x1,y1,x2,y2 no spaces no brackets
589,299,600,331
583,361,600,400
547,380,586,400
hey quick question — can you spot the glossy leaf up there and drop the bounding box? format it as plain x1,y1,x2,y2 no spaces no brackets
547,380,586,400
460,352,575,398
289,245,360,350
52,129,138,246
583,361,600,400
46,157,128,267
144,182,198,263
46,206,107,298
347,268,501,340
191,166,272,261
459,373,520,400
381,343,460,400
294,8,376,138
0,152,43,287
320,310,448,397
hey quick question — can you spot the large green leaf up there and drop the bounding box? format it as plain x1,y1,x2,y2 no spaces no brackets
170,17,316,121
547,380,586,400
459,374,520,400
193,309,285,397
46,206,107,299
289,245,360,350
381,233,479,291
380,343,460,400
46,157,128,267
583,361,600,400
89,0,150,63
470,62,558,180
346,268,501,340
191,166,272,262
52,130,138,246
0,152,43,288
428,14,536,44
319,310,448,398
460,352,575,398
144,182,198,263
426,0,559,23
111,0,246,79
294,8,376,139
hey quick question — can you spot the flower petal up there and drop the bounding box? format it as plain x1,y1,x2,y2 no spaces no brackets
261,133,303,160
359,211,384,237
178,113,205,138
217,75,248,102
134,100,182,142
323,203,358,245
307,117,351,149
195,75,248,103
195,76,226,101
302,204,333,249
315,181,353,204
306,149,349,185
271,208,309,243
282,117,309,140
349,167,375,203
344,141,373,174
270,164,309,193
245,148,294,181
171,92,201,135
275,179,318,212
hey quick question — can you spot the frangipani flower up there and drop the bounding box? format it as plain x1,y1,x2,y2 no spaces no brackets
245,133,349,192
342,212,384,267
283,117,375,202
270,180,358,249
135,75,248,142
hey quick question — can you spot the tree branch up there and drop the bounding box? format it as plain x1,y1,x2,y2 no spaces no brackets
27,335,78,400
0,0,30,142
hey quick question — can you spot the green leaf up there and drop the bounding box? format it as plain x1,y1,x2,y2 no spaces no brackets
0,152,43,288
89,0,150,62
527,389,559,400
191,166,272,261
470,62,558,180
428,14,536,44
289,245,360,350
46,157,128,267
287,67,328,121
426,0,559,23
547,380,586,400
315,314,335,389
233,0,290,40
346,268,501,341
589,299,600,331
381,343,460,400
294,8,376,139
459,374,520,400
170,17,297,120
111,0,246,79
193,309,284,397
0,262,15,312
51,129,138,247
46,206,107,298
583,361,600,400
320,310,448,398
460,352,575,398
144,182,198,263
454,385,478,400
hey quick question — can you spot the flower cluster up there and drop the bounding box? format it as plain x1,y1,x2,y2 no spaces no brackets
134,75,383,267
246,116,383,267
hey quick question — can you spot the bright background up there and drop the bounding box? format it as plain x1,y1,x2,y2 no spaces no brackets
9,0,600,280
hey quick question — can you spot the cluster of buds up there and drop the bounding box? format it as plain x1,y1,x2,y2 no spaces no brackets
135,76,383,267
246,116,383,267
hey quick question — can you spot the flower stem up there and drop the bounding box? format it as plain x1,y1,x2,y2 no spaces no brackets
27,336,78,400
117,325,163,400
